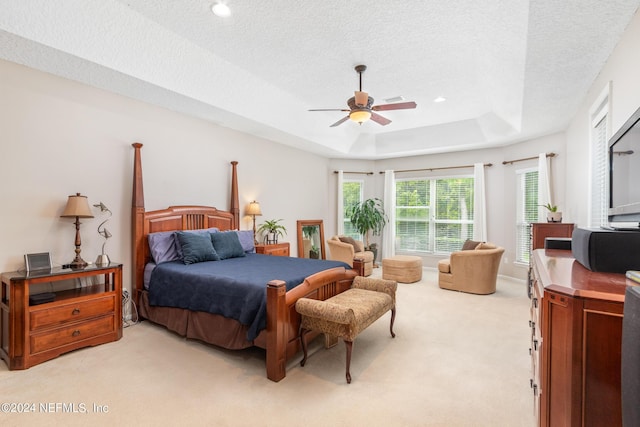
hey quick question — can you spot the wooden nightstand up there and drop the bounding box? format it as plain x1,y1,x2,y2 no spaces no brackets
255,242,290,257
0,263,122,370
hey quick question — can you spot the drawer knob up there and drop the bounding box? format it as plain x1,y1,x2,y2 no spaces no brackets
72,330,81,337
72,308,81,315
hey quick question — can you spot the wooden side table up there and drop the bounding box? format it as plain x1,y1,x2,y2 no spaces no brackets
0,263,123,370
255,242,290,257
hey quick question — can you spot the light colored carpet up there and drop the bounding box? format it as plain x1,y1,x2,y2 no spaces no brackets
1,268,534,427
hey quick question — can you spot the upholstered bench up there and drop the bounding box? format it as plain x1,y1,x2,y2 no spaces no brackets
295,276,397,383
382,255,423,283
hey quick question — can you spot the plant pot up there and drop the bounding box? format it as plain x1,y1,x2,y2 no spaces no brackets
547,212,563,223
367,244,378,263
309,249,319,259
265,232,278,244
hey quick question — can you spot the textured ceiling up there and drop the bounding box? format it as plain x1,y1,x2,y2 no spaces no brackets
1,0,639,159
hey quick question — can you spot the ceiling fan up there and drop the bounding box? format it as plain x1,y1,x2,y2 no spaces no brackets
309,65,417,127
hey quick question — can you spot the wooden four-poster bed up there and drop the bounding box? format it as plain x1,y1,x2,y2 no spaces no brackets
130,143,356,381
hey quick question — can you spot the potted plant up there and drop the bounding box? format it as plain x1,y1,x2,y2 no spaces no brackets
541,203,562,223
257,219,287,244
309,245,320,259
302,225,318,240
346,198,387,261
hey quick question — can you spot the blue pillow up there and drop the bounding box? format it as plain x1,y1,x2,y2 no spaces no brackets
148,231,180,264
211,231,246,260
174,227,219,259
236,230,255,253
175,231,220,264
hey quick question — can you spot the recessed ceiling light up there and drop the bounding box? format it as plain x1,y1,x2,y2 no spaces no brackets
434,96,446,103
211,2,231,17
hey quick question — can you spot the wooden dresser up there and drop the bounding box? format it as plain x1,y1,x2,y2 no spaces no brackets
531,222,575,250
530,249,633,427
255,242,290,257
0,263,122,369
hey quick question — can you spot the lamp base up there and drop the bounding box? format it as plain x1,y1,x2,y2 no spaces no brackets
69,258,88,270
95,254,110,266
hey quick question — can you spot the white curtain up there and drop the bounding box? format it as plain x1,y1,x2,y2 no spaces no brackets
537,153,552,222
337,170,344,235
473,163,487,241
382,170,396,259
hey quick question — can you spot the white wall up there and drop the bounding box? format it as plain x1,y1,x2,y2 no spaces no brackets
0,59,331,294
565,9,640,227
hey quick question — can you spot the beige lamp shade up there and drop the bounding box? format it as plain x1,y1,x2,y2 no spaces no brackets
246,201,262,216
61,193,94,218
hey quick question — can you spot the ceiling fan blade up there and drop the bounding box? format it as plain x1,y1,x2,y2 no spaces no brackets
372,101,417,111
354,91,369,107
309,108,350,112
370,112,391,126
330,116,350,127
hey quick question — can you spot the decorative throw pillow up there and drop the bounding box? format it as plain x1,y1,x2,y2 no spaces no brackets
211,231,246,260
338,236,360,253
148,231,180,264
175,231,220,264
174,227,220,259
236,230,256,253
461,239,481,250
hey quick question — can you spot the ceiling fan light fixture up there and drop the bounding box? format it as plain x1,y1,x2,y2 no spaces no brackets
349,110,371,124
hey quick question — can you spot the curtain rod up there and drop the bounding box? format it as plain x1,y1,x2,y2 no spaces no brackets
332,171,374,175
377,163,493,174
502,152,556,165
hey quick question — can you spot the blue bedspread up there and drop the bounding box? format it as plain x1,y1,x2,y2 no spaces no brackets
148,253,350,341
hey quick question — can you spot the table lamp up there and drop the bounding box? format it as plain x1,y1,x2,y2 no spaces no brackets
246,201,262,244
60,193,94,269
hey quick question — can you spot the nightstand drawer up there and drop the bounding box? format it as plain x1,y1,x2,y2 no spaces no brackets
30,296,115,331
265,247,289,256
255,242,290,257
30,315,115,354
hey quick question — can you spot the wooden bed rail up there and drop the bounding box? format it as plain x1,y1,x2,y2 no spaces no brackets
265,267,356,382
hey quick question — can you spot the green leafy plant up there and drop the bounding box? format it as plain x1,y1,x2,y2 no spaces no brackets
346,198,387,249
257,219,287,240
302,225,318,239
540,203,558,212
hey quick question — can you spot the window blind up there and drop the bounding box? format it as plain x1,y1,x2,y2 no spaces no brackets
343,180,363,240
516,169,538,263
395,176,474,254
590,114,609,228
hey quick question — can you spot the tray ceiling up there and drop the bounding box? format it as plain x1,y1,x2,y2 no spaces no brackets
1,0,639,158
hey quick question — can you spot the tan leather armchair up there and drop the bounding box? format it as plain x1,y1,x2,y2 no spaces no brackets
437,242,504,294
327,235,374,276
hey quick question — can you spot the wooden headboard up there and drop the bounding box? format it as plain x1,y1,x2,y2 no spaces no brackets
131,143,239,302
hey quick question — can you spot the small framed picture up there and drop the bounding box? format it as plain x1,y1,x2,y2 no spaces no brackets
24,252,52,272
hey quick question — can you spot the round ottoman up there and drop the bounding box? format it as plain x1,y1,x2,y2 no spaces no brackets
382,255,423,283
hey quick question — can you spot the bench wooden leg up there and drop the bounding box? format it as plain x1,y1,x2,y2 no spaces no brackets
345,340,353,384
300,328,310,367
390,307,396,338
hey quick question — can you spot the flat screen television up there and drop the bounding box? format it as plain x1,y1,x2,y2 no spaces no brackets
608,105,640,228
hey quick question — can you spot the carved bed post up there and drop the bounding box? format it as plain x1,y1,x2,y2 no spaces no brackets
132,143,145,306
266,279,288,382
230,161,239,229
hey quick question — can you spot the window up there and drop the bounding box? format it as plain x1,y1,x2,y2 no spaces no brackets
342,180,363,240
395,176,474,254
589,85,610,228
515,168,539,264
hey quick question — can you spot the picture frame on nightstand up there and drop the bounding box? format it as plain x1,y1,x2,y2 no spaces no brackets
24,252,52,273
